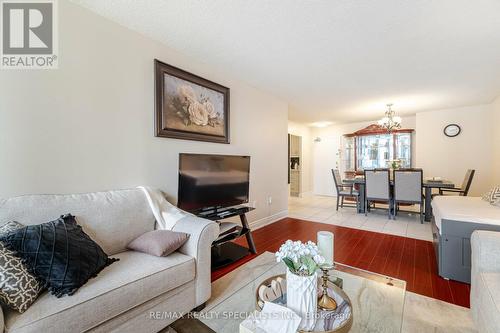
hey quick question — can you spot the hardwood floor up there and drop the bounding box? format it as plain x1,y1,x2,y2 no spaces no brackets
211,217,471,308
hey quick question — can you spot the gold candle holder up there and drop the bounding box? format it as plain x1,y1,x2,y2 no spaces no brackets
318,264,337,311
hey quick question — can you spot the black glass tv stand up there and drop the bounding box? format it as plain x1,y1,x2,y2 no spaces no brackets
198,206,257,271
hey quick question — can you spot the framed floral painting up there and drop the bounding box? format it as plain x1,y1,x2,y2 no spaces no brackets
154,59,230,143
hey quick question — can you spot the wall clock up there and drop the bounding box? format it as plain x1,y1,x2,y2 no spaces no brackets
443,124,461,137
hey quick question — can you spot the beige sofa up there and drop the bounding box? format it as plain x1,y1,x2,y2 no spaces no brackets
471,230,500,333
0,189,219,333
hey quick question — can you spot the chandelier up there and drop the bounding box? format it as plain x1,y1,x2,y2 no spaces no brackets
377,103,402,132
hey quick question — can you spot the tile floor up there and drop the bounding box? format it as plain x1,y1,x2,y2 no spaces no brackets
288,195,433,241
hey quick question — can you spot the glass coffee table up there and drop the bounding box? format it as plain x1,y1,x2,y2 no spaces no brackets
199,252,406,333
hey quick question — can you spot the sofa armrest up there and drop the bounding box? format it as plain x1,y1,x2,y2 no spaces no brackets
172,215,219,306
471,230,500,274
470,230,500,328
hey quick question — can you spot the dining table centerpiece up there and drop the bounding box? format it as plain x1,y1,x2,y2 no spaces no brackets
275,240,325,331
388,159,402,170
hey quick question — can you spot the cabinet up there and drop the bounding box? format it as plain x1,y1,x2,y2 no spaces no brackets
289,134,302,197
343,124,414,175
290,171,300,194
342,136,355,172
289,135,301,157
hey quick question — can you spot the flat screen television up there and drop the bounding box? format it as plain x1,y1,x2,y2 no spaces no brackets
178,153,250,213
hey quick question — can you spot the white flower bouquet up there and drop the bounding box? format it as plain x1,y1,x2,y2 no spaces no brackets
275,240,325,276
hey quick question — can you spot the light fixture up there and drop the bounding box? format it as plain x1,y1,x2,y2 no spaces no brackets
377,103,402,132
310,121,333,128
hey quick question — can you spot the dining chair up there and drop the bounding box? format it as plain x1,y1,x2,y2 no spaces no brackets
393,168,424,223
439,169,475,196
331,169,359,211
364,169,392,219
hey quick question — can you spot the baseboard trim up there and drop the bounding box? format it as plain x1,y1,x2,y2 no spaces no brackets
250,210,288,230
299,191,313,198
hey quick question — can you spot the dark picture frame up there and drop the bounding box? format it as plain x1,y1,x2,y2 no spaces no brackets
154,59,230,143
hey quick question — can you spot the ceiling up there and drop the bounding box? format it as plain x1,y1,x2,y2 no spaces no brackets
73,0,500,124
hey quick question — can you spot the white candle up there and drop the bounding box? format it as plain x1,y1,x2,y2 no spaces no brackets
317,231,334,266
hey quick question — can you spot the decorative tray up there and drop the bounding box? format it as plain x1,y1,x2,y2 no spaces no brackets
255,274,353,333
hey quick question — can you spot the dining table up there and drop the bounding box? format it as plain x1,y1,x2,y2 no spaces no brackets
343,177,455,222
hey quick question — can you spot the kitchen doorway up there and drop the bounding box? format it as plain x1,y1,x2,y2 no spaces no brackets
288,134,302,197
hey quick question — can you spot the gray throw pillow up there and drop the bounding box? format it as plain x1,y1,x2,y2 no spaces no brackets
0,221,42,313
127,230,189,257
483,186,500,204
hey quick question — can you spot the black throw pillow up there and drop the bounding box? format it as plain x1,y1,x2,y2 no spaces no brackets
0,214,118,297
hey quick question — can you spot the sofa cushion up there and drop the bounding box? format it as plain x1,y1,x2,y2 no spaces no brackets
473,272,500,333
0,189,156,255
4,251,195,333
0,215,118,297
432,196,500,234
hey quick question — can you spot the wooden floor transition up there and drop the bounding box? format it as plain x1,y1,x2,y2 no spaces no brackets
211,217,470,308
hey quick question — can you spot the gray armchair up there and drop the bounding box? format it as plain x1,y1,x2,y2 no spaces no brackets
439,169,475,196
393,168,424,223
365,169,392,219
331,169,359,211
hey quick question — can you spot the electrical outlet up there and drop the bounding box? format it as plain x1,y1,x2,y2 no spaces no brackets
267,197,273,205
252,201,257,208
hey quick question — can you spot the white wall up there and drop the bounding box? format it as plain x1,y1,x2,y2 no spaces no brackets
0,1,289,225
493,97,500,185
416,104,494,196
288,120,312,195
311,116,416,196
